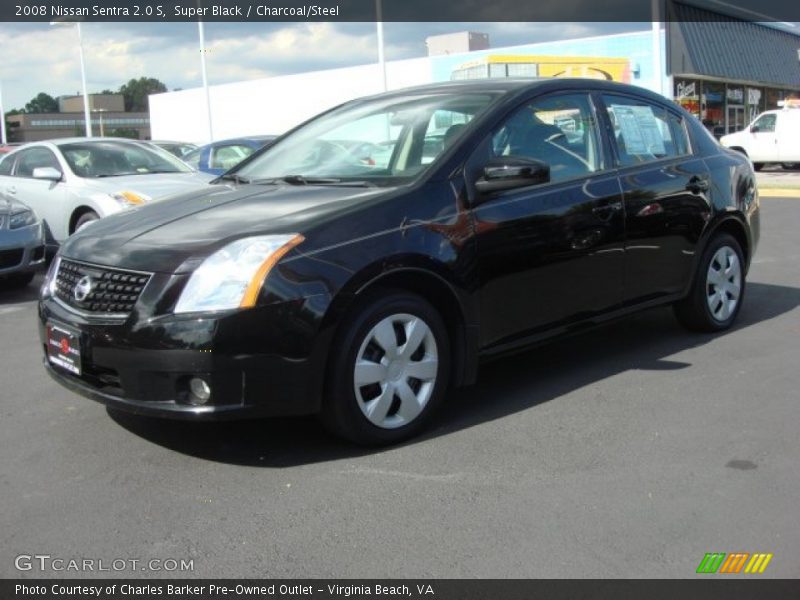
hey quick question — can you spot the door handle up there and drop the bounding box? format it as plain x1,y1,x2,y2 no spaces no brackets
7,186,16,194
686,176,709,193
592,201,623,220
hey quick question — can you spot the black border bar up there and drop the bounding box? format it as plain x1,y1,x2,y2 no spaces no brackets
5,0,800,22
3,580,800,600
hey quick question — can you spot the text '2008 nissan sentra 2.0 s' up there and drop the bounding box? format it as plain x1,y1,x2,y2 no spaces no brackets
38,79,759,445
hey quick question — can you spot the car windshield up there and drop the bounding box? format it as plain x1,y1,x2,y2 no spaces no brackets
59,140,193,178
235,92,499,186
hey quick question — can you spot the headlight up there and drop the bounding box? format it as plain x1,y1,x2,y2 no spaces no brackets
174,234,304,314
111,191,147,207
9,208,37,229
41,255,61,298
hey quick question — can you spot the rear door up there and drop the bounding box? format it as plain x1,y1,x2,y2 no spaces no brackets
469,92,626,349
599,93,712,304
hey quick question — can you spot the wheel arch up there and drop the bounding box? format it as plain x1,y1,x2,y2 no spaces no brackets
321,264,478,389
69,206,98,235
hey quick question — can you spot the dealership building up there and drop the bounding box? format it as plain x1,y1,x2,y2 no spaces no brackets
150,1,800,144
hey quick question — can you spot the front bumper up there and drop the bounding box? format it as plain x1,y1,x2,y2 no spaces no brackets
0,221,46,276
38,290,333,420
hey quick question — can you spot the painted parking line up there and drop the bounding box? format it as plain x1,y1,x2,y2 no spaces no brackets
759,189,800,198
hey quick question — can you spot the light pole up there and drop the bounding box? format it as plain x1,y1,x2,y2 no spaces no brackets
51,20,92,137
198,20,214,143
0,81,7,145
375,0,387,92
93,108,107,137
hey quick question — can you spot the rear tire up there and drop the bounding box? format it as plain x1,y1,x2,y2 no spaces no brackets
321,290,450,446
674,233,745,332
753,162,764,171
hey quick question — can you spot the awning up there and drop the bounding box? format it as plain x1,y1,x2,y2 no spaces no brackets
667,1,800,89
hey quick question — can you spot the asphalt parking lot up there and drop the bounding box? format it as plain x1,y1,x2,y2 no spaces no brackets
1,195,799,579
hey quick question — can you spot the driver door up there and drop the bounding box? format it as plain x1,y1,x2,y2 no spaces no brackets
5,146,69,241
746,113,778,162
469,92,626,349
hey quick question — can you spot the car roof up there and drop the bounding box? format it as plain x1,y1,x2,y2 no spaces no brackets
348,78,679,111
48,137,151,146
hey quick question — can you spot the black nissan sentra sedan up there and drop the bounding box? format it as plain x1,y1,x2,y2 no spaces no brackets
39,79,759,445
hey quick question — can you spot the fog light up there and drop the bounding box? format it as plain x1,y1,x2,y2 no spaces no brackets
188,377,211,405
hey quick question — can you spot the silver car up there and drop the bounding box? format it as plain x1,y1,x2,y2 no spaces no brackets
0,194,46,288
0,138,214,244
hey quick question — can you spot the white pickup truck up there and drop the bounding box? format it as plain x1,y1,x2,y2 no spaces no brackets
720,101,800,170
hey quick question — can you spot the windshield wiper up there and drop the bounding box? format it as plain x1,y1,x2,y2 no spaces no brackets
278,175,342,185
253,175,376,187
215,173,251,184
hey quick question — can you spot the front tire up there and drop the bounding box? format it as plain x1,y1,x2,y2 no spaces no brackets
753,162,764,172
674,233,745,332
73,210,99,233
321,290,450,445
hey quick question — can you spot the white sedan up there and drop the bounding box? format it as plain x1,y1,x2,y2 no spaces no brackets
0,138,214,245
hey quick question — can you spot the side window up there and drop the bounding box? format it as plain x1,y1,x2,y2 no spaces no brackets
668,113,691,156
421,109,474,164
0,155,13,176
603,94,682,166
13,147,61,178
210,144,253,170
490,93,600,184
752,113,776,133
183,149,201,169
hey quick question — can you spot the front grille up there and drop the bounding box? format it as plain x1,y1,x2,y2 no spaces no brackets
54,258,151,316
0,248,23,269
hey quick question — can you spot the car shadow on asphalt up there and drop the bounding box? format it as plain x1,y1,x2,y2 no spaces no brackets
0,273,43,304
108,281,800,467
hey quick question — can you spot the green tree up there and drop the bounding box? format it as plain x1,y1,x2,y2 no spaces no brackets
118,77,167,112
107,128,139,139
24,92,59,114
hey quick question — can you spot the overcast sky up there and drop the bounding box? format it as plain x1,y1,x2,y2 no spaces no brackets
0,21,648,111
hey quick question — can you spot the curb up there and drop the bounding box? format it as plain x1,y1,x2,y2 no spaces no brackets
759,189,800,198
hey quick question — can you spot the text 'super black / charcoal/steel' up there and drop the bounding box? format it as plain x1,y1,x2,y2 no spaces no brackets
38,80,760,444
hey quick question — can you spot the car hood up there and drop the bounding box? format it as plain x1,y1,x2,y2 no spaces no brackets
61,182,389,273
82,171,215,201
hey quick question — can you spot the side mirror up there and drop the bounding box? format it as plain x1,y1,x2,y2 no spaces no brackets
32,167,62,182
475,156,550,194
749,125,760,133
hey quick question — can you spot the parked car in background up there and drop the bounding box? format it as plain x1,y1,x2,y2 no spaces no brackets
0,143,23,155
183,135,276,175
0,194,45,288
150,140,198,160
720,100,800,170
39,80,759,445
0,138,214,246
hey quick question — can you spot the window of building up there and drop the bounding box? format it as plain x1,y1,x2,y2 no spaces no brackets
701,81,725,137
674,78,701,118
